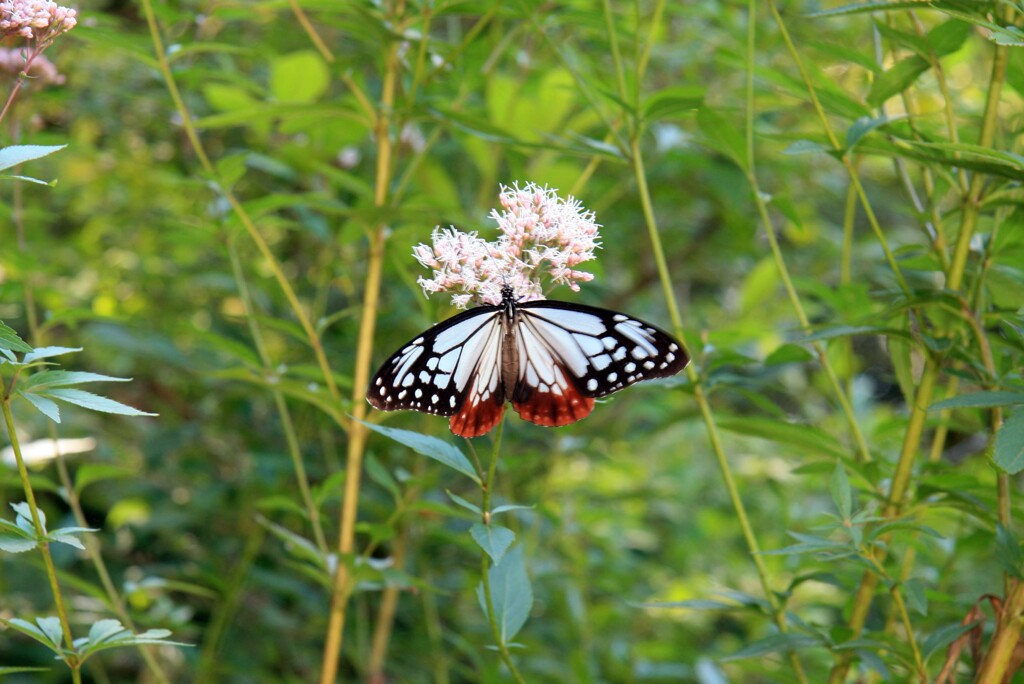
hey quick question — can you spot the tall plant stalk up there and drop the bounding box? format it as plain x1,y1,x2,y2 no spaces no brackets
320,1,405,679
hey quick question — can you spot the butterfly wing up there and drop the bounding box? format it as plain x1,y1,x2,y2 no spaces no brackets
367,305,507,438
511,301,688,427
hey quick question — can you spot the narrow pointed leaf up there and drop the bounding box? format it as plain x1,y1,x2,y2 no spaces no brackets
22,347,81,362
41,389,157,417
17,391,61,423
830,463,852,520
720,632,820,661
360,421,480,484
0,321,32,353
0,144,67,171
23,371,131,391
929,391,1024,411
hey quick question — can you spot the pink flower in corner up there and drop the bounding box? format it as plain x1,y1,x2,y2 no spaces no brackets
414,183,601,308
0,0,77,44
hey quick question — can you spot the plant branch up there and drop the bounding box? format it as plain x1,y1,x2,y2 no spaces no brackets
320,1,405,678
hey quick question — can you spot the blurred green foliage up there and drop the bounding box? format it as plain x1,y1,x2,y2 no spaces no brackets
1,0,1024,681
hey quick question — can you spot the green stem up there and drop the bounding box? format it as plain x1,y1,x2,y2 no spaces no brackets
1,397,78,671
631,136,807,684
139,0,343,414
226,237,328,554
743,1,871,466
320,2,405,678
477,421,526,684
767,0,909,297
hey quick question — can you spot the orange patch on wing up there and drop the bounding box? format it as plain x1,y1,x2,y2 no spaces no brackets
449,386,505,438
512,382,595,427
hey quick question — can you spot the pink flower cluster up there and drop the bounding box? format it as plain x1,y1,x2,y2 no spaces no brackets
414,183,601,308
0,0,77,42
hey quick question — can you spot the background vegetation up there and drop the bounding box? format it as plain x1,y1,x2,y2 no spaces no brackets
2,0,1024,681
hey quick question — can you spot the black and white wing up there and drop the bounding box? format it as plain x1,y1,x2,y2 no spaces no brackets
511,301,688,427
367,305,508,437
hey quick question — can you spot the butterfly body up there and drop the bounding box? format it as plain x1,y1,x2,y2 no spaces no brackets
368,286,688,437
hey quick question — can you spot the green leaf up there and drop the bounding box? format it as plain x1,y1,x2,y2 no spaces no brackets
830,463,852,520
716,416,847,459
364,454,400,502
491,504,534,516
470,523,516,565
3,617,57,649
0,145,67,172
867,56,928,107
11,502,45,531
888,334,915,407
40,389,157,417
0,667,51,675
361,421,480,485
23,346,81,362
0,516,37,552
270,51,329,104
927,19,971,57
75,464,134,493
902,578,928,615
639,599,739,611
446,490,482,516
792,324,905,344
929,391,1024,411
17,391,61,423
49,525,97,550
37,617,64,649
720,632,820,661
697,107,746,169
922,621,982,663
807,1,953,18
996,524,1023,579
476,544,533,644
846,115,900,151
0,321,32,353
994,411,1024,474
87,619,128,646
23,370,131,391
643,86,705,121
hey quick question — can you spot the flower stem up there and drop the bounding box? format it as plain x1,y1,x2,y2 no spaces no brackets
1,396,77,672
477,421,527,684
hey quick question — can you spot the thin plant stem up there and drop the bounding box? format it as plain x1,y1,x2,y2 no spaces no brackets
743,0,871,465
320,2,405,678
0,47,41,127
828,9,1011,679
194,521,265,680
630,139,807,684
139,0,344,416
1,396,79,678
976,581,1024,682
477,421,527,684
767,0,909,297
225,237,328,554
287,0,335,63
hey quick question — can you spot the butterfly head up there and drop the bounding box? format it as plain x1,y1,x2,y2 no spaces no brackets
500,283,516,304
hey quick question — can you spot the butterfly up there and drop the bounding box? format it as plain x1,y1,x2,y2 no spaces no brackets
367,286,689,437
